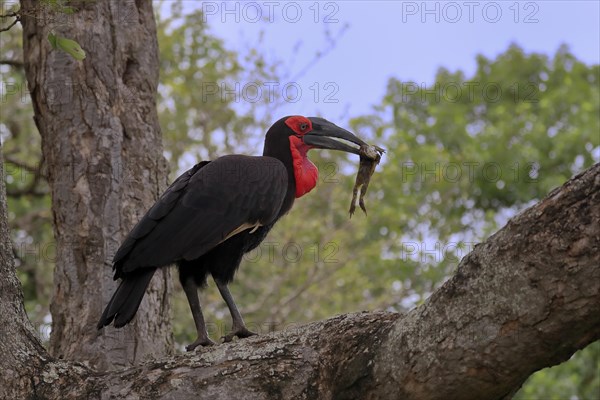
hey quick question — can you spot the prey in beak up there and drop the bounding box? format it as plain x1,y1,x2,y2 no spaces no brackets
301,117,385,217
349,145,384,217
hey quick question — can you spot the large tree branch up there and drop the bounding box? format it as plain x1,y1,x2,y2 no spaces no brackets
375,163,600,399
2,162,597,398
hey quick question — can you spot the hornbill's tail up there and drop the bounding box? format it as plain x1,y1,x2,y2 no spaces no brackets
97,268,156,329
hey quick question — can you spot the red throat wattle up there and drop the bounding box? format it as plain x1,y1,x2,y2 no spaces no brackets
288,136,318,198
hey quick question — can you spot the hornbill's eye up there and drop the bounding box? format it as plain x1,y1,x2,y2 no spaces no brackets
300,123,308,131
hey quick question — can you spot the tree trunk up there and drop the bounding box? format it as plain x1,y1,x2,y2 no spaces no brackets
19,0,172,370
0,147,49,399
1,144,598,398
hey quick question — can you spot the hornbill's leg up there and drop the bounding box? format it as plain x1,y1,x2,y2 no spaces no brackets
214,278,257,342
182,276,215,351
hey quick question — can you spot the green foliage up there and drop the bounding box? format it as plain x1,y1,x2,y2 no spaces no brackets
350,44,598,265
2,1,598,394
156,1,281,172
514,341,600,400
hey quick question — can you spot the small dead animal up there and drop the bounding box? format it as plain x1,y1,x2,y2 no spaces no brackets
349,144,385,218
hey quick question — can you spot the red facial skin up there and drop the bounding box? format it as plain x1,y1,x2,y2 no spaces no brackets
285,116,318,198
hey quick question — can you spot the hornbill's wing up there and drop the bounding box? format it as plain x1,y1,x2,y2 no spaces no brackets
113,155,288,277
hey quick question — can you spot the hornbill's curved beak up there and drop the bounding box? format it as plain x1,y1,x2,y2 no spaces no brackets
303,117,367,155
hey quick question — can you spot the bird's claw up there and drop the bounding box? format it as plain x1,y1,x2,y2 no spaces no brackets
221,327,257,343
185,336,216,352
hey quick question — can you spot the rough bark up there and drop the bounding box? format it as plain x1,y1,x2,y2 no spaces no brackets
19,0,172,370
0,148,49,399
1,154,598,398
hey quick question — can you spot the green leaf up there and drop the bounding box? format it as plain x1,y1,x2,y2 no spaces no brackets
41,0,76,13
59,6,76,14
47,32,58,49
47,32,86,61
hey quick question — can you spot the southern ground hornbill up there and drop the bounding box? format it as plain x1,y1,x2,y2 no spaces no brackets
97,115,372,350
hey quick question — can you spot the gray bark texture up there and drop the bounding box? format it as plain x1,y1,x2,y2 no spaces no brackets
1,147,598,398
19,0,172,370
0,148,49,398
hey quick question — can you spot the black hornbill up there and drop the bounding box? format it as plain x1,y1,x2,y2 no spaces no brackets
97,115,368,350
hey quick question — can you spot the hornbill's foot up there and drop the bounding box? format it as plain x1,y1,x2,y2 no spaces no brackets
221,326,257,343
186,336,216,352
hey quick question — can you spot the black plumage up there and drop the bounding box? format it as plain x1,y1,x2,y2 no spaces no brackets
97,116,369,350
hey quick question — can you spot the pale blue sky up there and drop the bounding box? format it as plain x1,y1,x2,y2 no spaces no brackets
186,1,600,119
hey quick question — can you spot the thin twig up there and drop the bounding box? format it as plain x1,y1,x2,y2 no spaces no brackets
4,155,48,197
3,155,40,174
5,188,48,197
0,10,20,33
0,17,19,33
0,11,19,19
0,59,24,68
